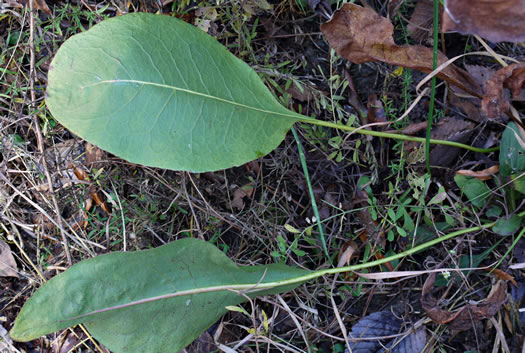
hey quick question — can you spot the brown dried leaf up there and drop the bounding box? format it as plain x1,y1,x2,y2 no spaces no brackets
32,0,51,15
0,239,18,278
456,165,499,181
429,117,475,167
482,63,525,119
485,267,518,287
321,3,481,96
407,0,434,42
375,252,395,272
443,0,525,43
337,240,359,267
343,69,367,121
448,94,484,123
17,0,52,15
232,183,255,210
367,94,387,124
85,142,105,165
422,273,508,331
73,167,89,181
90,189,111,215
465,65,496,90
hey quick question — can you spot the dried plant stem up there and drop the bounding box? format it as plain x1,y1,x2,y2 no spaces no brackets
28,2,72,266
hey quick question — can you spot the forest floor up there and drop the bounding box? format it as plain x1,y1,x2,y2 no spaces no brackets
1,0,525,352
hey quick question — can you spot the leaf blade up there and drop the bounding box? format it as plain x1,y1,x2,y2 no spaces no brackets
10,238,309,353
46,13,303,172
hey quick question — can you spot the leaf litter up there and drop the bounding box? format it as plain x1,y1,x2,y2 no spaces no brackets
482,62,525,119
421,273,507,331
442,0,525,43
345,310,427,353
320,3,481,96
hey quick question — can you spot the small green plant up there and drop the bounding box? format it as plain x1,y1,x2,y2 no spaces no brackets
10,11,524,353
454,122,525,236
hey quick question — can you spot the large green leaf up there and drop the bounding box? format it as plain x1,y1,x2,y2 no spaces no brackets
10,238,309,352
46,13,305,172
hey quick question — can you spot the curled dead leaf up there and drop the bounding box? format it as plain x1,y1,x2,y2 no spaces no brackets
456,165,499,181
422,273,508,331
337,240,359,267
320,3,481,96
85,142,105,165
89,189,111,215
482,62,525,119
232,183,255,210
73,167,89,181
0,239,18,278
367,94,387,124
484,267,518,287
443,0,525,43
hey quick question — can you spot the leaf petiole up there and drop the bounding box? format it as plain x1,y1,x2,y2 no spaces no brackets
297,118,499,154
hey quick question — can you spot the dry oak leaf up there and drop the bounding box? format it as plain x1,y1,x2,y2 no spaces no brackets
482,62,525,119
320,3,481,96
443,0,525,43
422,273,508,331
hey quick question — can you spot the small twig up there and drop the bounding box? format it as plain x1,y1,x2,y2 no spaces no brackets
28,1,72,266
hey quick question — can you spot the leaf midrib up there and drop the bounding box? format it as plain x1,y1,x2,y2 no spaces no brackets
84,79,305,120
17,277,307,337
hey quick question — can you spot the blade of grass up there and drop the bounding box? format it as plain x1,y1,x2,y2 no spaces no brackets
425,0,439,174
291,126,330,263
